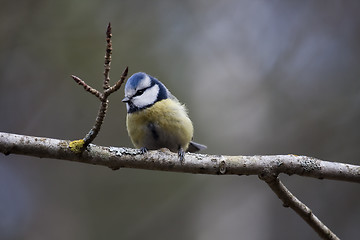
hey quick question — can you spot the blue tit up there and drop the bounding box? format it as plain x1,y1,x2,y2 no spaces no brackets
122,72,206,162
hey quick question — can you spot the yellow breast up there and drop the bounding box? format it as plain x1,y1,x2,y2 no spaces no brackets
126,99,194,152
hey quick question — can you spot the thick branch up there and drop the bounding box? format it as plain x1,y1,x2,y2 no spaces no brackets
1,132,359,183
1,131,357,239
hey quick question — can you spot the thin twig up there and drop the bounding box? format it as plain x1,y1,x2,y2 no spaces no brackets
83,100,109,146
103,22,112,90
259,174,340,240
71,75,103,100
70,23,128,150
105,66,128,96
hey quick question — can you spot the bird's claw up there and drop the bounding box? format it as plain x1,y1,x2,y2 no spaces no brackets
140,147,148,154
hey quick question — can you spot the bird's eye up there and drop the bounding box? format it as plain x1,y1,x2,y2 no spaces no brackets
135,89,145,96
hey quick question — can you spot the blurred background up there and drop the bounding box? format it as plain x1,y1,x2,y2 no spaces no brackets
1,0,360,239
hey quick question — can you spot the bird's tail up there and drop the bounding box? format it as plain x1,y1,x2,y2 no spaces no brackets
187,141,207,153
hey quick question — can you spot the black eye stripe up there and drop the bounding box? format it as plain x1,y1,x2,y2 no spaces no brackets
135,89,144,96
134,82,156,97
134,88,147,97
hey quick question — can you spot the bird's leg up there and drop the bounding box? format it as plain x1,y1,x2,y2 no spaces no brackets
178,147,185,164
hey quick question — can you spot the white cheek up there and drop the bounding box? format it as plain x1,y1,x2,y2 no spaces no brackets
132,84,159,108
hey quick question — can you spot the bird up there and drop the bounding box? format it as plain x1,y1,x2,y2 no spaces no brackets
122,72,206,162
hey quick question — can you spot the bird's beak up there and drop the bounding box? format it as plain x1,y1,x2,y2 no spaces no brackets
122,96,130,103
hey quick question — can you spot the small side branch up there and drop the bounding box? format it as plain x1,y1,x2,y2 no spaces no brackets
105,67,128,97
70,23,128,150
71,75,103,100
259,174,340,240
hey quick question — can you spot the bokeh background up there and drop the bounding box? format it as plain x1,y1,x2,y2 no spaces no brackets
1,0,360,239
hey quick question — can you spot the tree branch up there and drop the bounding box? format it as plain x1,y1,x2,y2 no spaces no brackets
70,22,128,151
1,132,359,182
259,174,340,240
1,132,358,239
